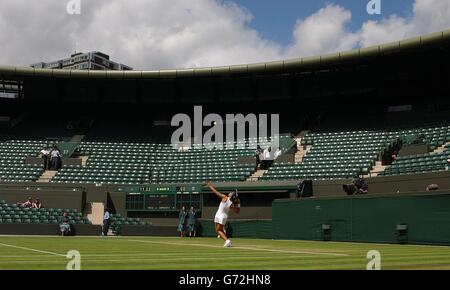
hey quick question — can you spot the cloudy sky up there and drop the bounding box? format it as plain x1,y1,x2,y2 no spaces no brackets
0,0,449,70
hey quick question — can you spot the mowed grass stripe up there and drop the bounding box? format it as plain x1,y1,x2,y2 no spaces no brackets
0,256,362,270
0,242,66,257
127,239,349,256
0,237,449,269
74,257,363,270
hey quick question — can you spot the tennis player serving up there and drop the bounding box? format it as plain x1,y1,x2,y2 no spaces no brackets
205,180,240,247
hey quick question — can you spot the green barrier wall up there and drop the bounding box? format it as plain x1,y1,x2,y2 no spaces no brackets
273,193,450,245
198,219,272,239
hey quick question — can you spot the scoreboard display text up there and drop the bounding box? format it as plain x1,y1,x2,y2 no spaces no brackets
124,184,203,211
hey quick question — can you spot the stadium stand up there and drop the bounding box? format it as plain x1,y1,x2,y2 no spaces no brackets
0,119,448,184
0,28,448,243
51,141,254,184
0,200,90,224
110,213,149,234
0,140,46,182
110,213,147,226
380,151,450,176
51,136,294,184
260,121,450,181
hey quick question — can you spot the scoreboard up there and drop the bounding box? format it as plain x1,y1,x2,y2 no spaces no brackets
121,184,203,211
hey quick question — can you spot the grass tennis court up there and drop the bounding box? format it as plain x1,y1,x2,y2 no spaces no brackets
0,236,450,270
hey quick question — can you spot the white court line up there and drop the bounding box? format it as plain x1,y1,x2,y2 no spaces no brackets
0,242,66,257
0,253,329,264
127,239,349,257
0,252,265,258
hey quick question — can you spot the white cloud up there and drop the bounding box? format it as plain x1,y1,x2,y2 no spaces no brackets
0,0,282,69
0,0,449,70
286,0,450,58
358,16,412,48
285,4,359,58
412,0,450,34
358,0,450,47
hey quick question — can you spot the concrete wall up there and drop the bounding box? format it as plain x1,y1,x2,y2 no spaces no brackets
25,157,82,167
398,144,429,156
108,191,127,216
0,223,101,236
2,171,449,222
274,154,295,164
0,185,85,211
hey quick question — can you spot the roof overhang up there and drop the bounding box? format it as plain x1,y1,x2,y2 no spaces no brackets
0,29,449,80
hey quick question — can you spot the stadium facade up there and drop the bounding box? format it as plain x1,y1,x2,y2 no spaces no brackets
0,29,449,244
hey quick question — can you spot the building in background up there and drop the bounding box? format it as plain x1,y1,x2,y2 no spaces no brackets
31,51,132,70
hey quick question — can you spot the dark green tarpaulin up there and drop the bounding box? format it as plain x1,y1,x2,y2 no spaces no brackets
273,193,450,245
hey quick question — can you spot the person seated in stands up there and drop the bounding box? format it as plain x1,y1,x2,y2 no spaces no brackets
50,146,62,170
32,198,43,209
18,197,33,208
391,150,398,162
426,184,439,191
355,178,369,194
343,183,357,195
59,211,71,236
344,178,368,195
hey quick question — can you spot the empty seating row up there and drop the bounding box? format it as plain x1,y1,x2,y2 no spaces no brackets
0,140,46,182
380,151,450,176
52,137,294,184
0,200,90,224
262,122,450,181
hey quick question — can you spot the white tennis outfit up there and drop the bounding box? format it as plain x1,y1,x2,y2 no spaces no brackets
214,198,232,225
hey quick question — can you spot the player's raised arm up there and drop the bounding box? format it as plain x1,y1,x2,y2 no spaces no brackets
206,181,227,200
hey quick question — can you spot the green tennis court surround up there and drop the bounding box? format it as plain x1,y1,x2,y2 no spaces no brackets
273,192,450,245
198,219,273,239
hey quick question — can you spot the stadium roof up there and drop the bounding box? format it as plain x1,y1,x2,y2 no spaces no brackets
1,29,450,80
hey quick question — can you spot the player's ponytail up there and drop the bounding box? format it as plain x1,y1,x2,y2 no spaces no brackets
229,190,239,202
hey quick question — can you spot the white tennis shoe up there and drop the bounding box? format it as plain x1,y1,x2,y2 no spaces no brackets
224,239,232,247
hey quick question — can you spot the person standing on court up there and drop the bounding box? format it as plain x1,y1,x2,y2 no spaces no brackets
102,208,111,236
187,206,197,238
178,206,187,237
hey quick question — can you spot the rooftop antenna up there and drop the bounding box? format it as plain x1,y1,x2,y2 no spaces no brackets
73,40,78,55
